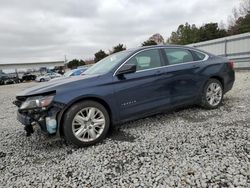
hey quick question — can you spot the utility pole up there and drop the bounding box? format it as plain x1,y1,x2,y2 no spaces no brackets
64,55,67,63
64,55,68,69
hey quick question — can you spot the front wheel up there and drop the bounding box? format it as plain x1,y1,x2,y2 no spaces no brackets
62,101,110,147
200,79,223,109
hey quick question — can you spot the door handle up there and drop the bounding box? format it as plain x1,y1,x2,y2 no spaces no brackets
192,64,200,69
154,70,164,76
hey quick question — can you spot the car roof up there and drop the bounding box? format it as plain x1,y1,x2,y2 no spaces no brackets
123,44,211,56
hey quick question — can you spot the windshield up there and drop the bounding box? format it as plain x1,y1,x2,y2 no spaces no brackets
64,70,74,77
84,51,131,75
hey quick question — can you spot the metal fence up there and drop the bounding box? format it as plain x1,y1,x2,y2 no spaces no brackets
188,32,250,68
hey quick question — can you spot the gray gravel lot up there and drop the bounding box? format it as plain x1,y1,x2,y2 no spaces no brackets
0,72,249,187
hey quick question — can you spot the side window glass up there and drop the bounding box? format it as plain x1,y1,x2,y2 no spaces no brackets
192,50,206,61
126,49,162,71
164,48,194,65
74,70,81,76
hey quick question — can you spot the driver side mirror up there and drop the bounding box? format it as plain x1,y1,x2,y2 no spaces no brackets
116,64,136,76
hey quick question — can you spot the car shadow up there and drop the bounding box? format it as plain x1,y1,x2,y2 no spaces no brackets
107,127,136,143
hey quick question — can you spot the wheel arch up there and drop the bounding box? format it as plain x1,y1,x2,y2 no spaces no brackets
209,75,224,89
57,96,113,137
198,75,225,100
199,75,224,109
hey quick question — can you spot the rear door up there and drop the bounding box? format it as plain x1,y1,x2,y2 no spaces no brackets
160,47,206,105
113,48,167,120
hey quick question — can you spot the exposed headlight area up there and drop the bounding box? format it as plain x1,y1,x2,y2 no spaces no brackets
20,95,54,110
14,93,64,136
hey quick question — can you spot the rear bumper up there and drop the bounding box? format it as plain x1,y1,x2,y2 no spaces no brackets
224,70,235,94
224,80,234,93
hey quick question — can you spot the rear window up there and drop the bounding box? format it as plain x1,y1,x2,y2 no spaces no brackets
192,50,206,61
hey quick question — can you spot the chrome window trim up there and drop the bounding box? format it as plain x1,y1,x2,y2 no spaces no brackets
113,46,209,76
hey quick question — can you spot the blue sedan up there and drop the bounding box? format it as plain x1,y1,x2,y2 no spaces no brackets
64,67,88,77
14,45,235,147
50,67,88,82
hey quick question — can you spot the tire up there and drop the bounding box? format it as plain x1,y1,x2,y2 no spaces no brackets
200,78,223,109
40,78,45,82
62,100,110,147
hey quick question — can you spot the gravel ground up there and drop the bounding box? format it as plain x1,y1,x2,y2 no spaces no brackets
0,72,249,187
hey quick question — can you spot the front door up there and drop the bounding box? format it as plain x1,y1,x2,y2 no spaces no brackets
113,49,167,120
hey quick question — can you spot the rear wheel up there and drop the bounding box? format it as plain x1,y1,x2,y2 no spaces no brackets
40,78,45,82
200,79,223,109
62,101,110,147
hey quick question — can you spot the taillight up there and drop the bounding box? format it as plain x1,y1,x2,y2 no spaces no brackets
229,61,235,69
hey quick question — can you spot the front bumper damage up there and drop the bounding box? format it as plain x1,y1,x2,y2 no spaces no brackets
14,100,65,136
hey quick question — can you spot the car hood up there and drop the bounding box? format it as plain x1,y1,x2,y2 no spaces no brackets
17,74,100,97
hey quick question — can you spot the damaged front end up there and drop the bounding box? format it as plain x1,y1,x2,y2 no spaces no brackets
13,92,65,137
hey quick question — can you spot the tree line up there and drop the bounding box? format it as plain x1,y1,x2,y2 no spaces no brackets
93,40,159,63
67,41,154,68
168,0,250,44
67,0,250,67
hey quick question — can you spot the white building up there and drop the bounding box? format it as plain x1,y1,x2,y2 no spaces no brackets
0,61,65,73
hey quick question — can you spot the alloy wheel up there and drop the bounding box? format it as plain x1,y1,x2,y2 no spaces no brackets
72,107,105,142
206,82,222,106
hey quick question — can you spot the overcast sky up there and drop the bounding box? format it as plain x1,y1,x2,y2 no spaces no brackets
0,0,241,64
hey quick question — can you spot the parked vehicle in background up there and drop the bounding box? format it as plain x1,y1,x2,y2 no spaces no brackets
36,72,62,82
0,73,20,85
49,67,88,82
0,74,13,85
52,66,65,75
22,73,36,81
64,67,88,77
14,45,235,147
35,74,50,82
78,64,92,69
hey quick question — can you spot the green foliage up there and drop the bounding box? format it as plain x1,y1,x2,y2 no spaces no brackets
94,50,108,63
199,23,227,42
93,44,126,63
167,1,249,44
67,59,85,69
239,13,250,32
228,13,250,35
111,44,126,54
141,40,157,46
168,22,227,45
167,23,200,45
